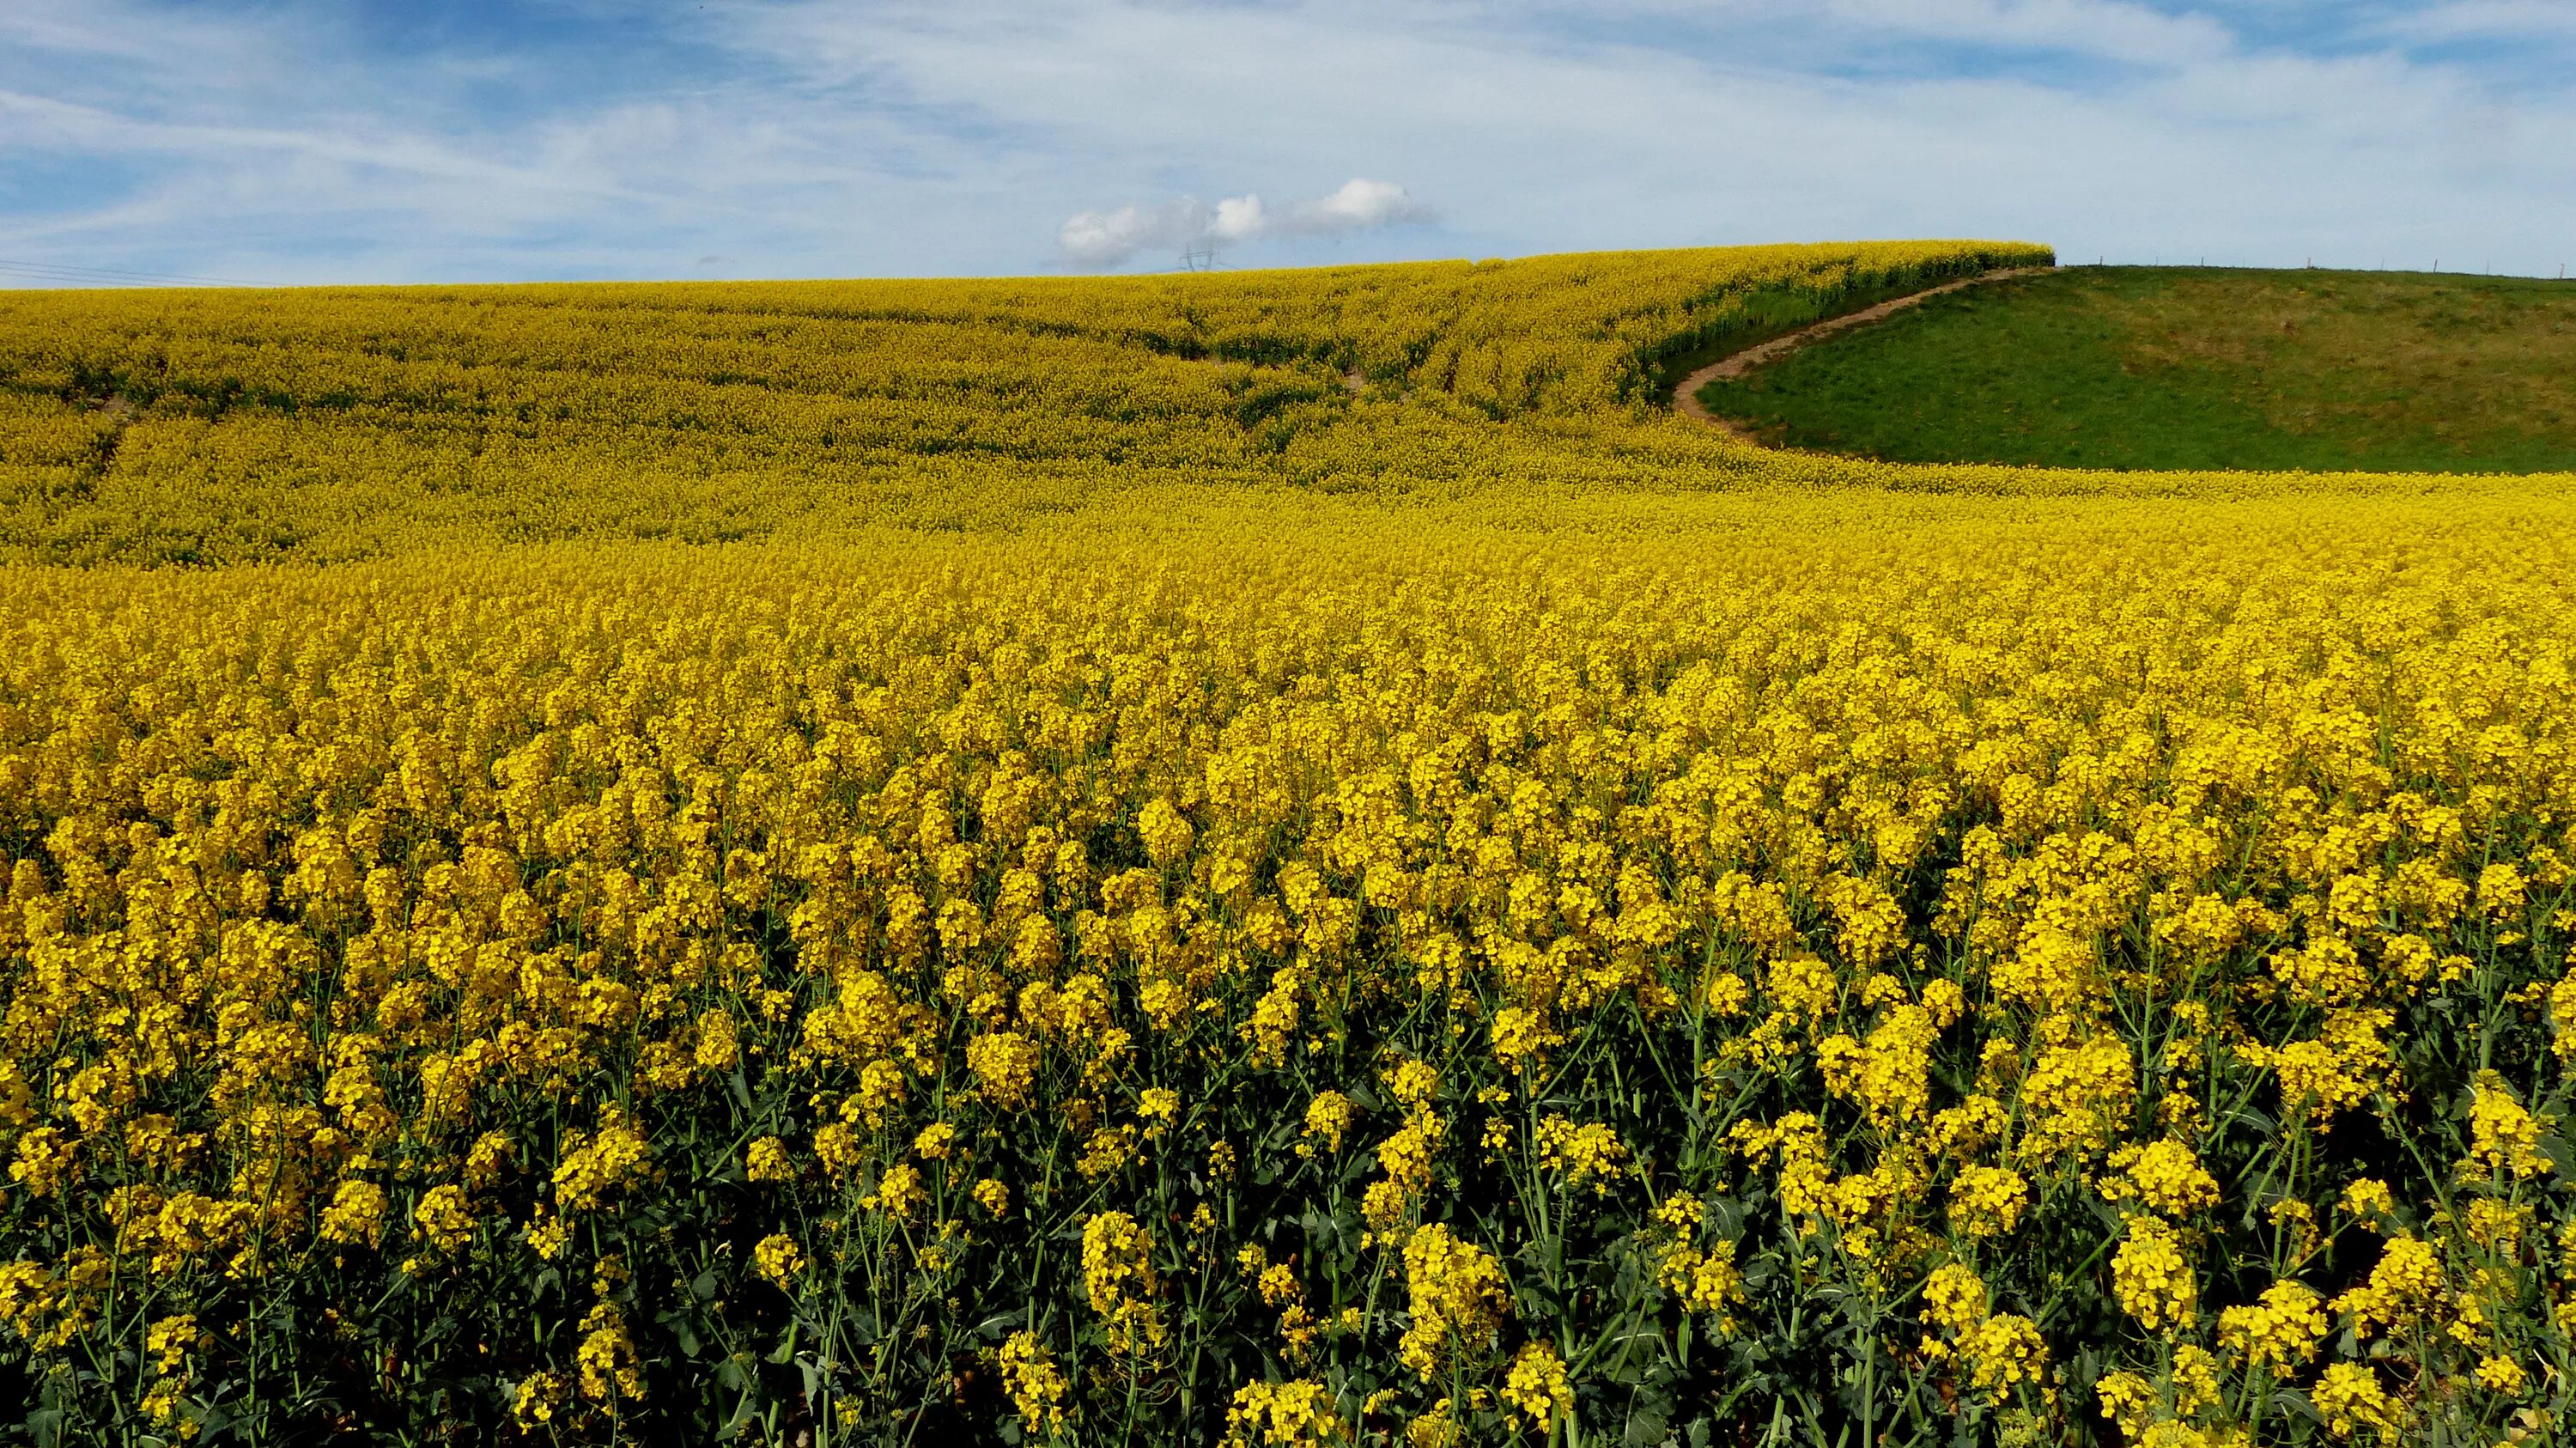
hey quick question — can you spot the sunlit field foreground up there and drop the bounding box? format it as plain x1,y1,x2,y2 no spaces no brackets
6,243,2576,1447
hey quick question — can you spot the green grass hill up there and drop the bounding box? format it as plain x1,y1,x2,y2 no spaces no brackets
1698,266,2576,473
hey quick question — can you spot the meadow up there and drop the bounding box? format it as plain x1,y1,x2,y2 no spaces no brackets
3,240,2575,1448
1694,267,2576,473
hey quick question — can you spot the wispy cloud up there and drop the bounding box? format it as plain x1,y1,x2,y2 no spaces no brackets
1811,0,2235,64
0,0,2569,285
2369,0,2576,42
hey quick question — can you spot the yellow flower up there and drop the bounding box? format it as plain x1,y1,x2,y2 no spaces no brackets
999,1330,1068,1435
2461,1196,2530,1250
2172,1342,2221,1419
2461,1072,2552,1181
525,1208,573,1262
815,1122,866,1181
866,1163,926,1222
752,1232,805,1287
1923,1262,1990,1335
1947,1165,2029,1239
1081,1211,1163,1354
2476,1354,2528,1396
2216,1280,2327,1374
145,1313,198,1375
693,1009,740,1072
2478,862,2526,917
2106,1140,2219,1218
2014,1033,2136,1163
317,1180,387,1248
1814,1003,1937,1127
8,1127,78,1199
1533,1116,1628,1193
1398,1223,1508,1379
1300,1091,1358,1155
1137,798,1195,869
512,1371,567,1427
465,1130,516,1190
968,1031,1042,1110
2096,1370,2154,1444
1501,1340,1574,1435
553,1106,653,1215
1959,1314,2047,1402
2312,1362,2403,1441
2331,1235,2445,1340
2110,1216,2196,1335
1657,1238,1746,1327
575,1302,645,1402
746,1136,794,1183
1224,1377,1346,1447
2340,1177,2396,1223
1490,1006,1554,1074
140,1380,185,1427
411,1184,476,1253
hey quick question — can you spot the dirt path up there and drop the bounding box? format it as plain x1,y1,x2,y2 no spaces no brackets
1672,266,2054,440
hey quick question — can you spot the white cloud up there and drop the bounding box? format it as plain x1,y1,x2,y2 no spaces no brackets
1280,179,1436,234
1057,198,1213,267
1211,194,1267,244
1057,178,1432,267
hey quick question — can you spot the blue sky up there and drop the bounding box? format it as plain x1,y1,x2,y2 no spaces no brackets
3,0,2573,286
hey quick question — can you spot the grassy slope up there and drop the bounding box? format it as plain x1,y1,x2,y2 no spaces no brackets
1698,266,2576,473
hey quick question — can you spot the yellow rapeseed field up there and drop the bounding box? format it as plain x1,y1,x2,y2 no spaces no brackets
3,240,2575,1446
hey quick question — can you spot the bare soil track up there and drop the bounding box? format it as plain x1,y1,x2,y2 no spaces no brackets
1672,266,2055,441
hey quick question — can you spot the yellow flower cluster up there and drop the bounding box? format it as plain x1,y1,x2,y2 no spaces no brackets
752,1232,805,1288
2111,1217,2198,1335
1082,1210,1165,1355
2215,1280,2330,1375
1224,1377,1346,1447
1398,1225,1510,1380
1300,1090,1358,1156
2332,1236,2447,1340
552,1105,653,1214
1000,1329,1069,1435
1532,1116,1628,1193
2463,1073,2553,1181
1947,1165,2029,1240
2106,1140,2221,1218
1499,1341,1573,1435
1917,1263,2049,1403
574,1302,643,1403
2312,1362,2406,1442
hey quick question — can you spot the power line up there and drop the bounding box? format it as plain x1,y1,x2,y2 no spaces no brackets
0,261,259,287
0,257,266,285
0,258,268,288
